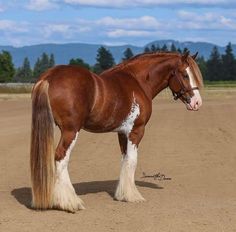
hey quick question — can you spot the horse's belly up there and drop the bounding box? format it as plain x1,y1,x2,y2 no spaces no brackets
82,118,120,133
83,106,125,133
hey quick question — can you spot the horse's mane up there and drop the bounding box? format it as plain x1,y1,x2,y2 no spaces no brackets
187,56,204,88
101,52,180,75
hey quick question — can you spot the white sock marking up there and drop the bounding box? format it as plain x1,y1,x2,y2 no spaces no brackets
53,132,84,211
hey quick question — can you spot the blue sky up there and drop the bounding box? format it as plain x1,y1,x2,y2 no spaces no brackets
0,0,236,47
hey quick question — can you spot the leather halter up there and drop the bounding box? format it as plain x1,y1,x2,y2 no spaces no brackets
169,71,199,104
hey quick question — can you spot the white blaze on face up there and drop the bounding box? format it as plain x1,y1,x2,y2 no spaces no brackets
186,67,202,111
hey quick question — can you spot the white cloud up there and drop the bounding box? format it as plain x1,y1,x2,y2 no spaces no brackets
1,14,236,47
107,29,153,38
42,23,91,38
0,20,29,32
63,0,236,8
74,16,164,39
64,0,129,7
177,10,236,30
102,41,129,46
219,16,236,29
0,20,14,30
96,16,161,30
26,0,58,11
43,24,72,38
178,10,216,22
0,3,5,12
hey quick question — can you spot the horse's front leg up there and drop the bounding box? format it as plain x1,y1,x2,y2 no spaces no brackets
115,126,145,202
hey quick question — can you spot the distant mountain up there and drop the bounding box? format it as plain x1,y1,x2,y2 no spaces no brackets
0,40,235,67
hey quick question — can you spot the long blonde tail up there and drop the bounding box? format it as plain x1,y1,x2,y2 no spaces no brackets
30,80,55,209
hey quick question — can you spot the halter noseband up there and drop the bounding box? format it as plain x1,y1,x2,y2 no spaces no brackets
169,71,199,103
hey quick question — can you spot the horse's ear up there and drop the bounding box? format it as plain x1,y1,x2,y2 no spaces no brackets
191,52,198,60
181,51,190,63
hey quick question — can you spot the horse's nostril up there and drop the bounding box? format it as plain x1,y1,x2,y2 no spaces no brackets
186,96,191,104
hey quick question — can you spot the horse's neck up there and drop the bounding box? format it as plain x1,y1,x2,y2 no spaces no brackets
129,58,175,99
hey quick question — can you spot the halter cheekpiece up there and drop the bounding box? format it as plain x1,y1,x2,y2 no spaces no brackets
169,71,199,103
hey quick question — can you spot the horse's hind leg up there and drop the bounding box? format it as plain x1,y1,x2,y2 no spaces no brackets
115,126,145,202
52,129,85,212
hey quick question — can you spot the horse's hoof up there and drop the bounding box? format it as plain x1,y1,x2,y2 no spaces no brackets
115,194,146,203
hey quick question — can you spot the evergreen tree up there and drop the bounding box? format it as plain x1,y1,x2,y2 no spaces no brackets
122,48,134,61
149,44,160,52
196,56,207,80
41,52,50,71
33,58,41,81
206,46,222,81
151,44,157,52
161,44,168,52
0,50,15,82
183,47,189,54
15,57,32,82
155,45,161,52
33,53,55,81
93,46,115,74
177,48,182,54
144,46,151,53
49,53,55,68
221,42,235,80
69,58,90,70
170,43,177,52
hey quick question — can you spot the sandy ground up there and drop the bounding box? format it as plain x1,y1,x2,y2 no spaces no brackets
0,89,236,232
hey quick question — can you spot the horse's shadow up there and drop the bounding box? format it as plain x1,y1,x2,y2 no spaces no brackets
11,180,163,208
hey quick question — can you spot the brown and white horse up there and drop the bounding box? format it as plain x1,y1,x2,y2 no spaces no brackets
30,52,203,212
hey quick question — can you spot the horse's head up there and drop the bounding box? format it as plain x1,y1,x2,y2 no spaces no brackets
168,52,203,111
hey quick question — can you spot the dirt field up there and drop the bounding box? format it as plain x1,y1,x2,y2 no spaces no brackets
0,89,236,232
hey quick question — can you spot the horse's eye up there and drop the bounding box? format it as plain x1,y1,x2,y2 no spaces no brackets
184,74,189,80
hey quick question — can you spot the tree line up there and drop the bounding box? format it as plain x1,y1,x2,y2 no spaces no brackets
0,42,235,83
0,52,55,83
